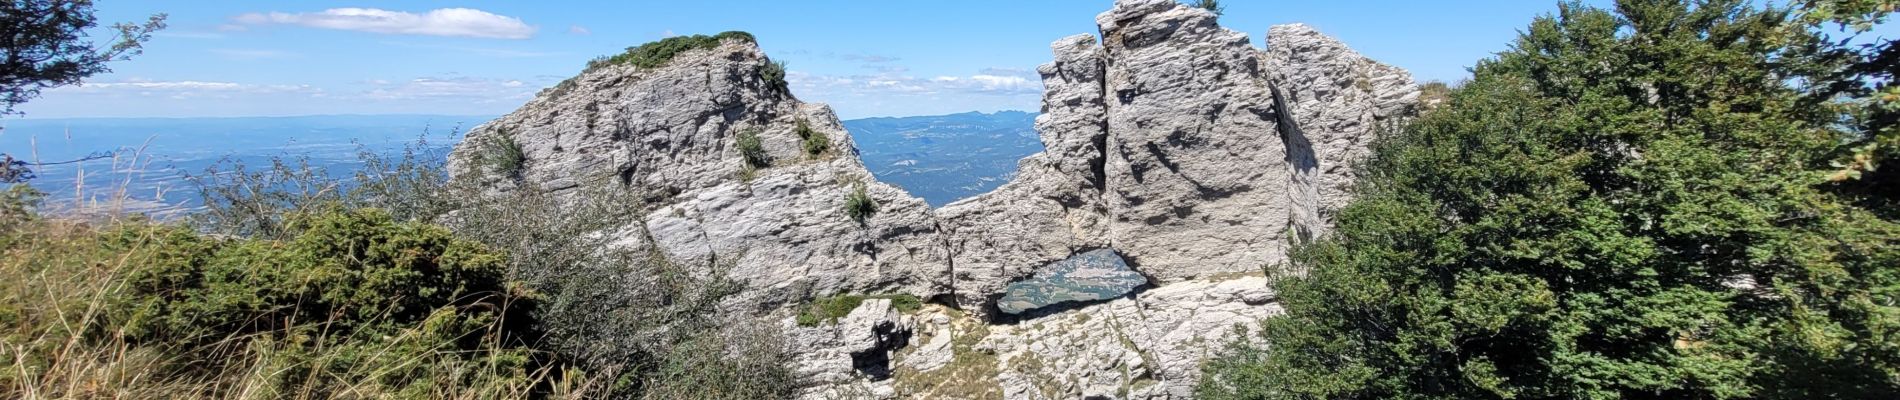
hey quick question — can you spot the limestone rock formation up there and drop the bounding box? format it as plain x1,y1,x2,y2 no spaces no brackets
448,0,1417,397
787,298,916,399
1092,0,1295,282
450,38,952,308
1264,24,1421,230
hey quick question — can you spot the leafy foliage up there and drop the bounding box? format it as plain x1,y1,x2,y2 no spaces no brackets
482,127,528,178
589,31,756,70
737,128,769,169
844,181,878,222
1199,1,1900,398
1796,0,1900,214
796,119,832,158
183,129,796,398
762,60,789,93
0,0,166,115
1188,0,1225,15
794,294,922,327
1,207,560,398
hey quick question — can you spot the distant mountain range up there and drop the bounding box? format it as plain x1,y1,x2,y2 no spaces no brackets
0,112,1040,214
845,111,1041,206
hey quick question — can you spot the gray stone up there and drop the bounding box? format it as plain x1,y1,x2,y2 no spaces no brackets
1264,23,1421,236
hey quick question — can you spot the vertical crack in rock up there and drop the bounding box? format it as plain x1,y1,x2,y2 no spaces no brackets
1271,80,1321,242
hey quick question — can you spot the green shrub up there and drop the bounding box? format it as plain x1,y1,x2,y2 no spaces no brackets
1188,0,1224,15
886,294,923,314
174,128,797,399
737,128,769,169
762,60,788,92
120,207,530,347
844,182,877,222
796,295,863,327
796,120,831,158
0,207,558,398
0,185,42,230
795,294,921,327
590,31,756,70
483,128,527,177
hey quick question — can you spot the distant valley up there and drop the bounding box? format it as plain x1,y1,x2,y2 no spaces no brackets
0,112,1040,214
844,111,1042,206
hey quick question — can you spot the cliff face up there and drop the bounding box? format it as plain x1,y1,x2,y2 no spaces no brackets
449,0,1417,398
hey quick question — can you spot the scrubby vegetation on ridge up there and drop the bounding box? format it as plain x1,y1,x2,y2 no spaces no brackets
587,31,757,70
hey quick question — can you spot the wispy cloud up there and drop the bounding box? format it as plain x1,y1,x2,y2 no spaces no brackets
209,48,300,61
232,8,536,39
789,67,1043,97
154,31,225,39
381,41,563,58
361,77,539,104
50,79,322,100
832,53,901,63
567,25,591,35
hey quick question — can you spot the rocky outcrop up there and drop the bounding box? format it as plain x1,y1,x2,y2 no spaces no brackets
788,299,916,399
450,0,1416,398
1092,0,1296,282
452,38,952,308
1264,24,1421,231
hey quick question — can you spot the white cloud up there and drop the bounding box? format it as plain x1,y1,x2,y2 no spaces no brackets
785,66,1043,118
48,80,322,100
381,41,563,58
233,8,536,39
792,68,1041,98
567,25,591,35
209,48,299,60
361,77,539,104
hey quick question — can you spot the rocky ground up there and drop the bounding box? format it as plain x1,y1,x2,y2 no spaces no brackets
448,0,1419,398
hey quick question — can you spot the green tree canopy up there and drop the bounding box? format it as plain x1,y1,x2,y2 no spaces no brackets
0,0,164,115
1200,0,1899,398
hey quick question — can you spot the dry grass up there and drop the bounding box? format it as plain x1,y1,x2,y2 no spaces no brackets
1,127,794,399
0,214,598,400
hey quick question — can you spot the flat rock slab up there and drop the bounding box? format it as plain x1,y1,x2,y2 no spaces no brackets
997,249,1147,314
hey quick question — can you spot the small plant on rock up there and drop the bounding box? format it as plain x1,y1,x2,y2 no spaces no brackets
844,181,877,222
762,60,788,92
736,129,768,181
1188,0,1224,15
481,128,527,178
796,120,831,158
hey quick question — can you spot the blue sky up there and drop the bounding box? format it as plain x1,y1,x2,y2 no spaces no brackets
1,0,1734,119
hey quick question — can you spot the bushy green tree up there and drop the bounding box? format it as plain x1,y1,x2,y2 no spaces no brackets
1199,1,1900,398
1798,0,1899,214
0,0,165,115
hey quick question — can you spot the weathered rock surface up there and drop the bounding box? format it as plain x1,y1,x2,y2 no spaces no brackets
451,39,952,308
1264,24,1421,231
788,299,915,399
450,0,1417,398
1092,0,1295,283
